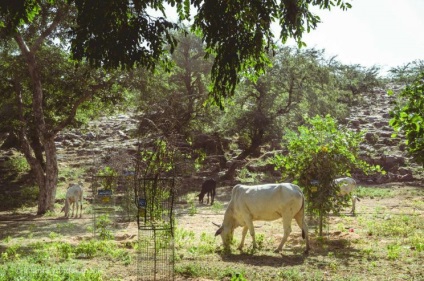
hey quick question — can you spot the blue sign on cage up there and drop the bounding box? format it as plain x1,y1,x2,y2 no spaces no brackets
138,198,147,208
98,189,113,196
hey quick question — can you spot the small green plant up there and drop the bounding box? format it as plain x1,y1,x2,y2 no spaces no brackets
231,272,248,281
96,214,113,240
3,236,12,243
48,231,61,240
212,201,224,214
255,233,265,250
175,263,203,278
188,201,197,216
277,268,303,281
387,243,401,260
55,242,74,260
186,193,198,216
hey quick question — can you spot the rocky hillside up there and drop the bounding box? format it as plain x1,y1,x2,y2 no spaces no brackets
0,86,422,200
346,86,421,184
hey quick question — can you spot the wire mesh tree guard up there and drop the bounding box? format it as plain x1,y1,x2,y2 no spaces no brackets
136,176,175,281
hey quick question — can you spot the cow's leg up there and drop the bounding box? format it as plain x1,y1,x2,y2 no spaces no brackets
351,196,357,214
206,191,210,205
71,203,75,218
294,210,310,253
247,220,256,249
79,199,83,218
211,189,215,205
238,226,249,250
276,215,292,252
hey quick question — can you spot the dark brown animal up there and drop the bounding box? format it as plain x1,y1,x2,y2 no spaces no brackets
198,179,216,205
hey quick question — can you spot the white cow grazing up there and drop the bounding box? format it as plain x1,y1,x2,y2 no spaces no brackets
334,177,358,214
61,183,83,218
214,183,310,253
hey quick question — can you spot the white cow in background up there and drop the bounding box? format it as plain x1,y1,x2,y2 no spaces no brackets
214,183,310,253
61,183,83,218
334,177,358,214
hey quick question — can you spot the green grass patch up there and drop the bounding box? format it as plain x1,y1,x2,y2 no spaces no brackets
356,186,393,199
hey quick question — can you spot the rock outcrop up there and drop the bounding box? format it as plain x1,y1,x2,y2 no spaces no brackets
347,87,420,183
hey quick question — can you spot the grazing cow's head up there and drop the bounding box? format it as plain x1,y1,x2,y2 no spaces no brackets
214,222,234,249
198,193,204,203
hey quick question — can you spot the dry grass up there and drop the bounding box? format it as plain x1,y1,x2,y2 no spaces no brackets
0,183,423,280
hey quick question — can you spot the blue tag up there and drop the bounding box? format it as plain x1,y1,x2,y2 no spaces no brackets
138,198,147,208
98,189,113,196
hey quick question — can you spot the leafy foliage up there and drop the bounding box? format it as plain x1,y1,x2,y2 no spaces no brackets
389,72,424,166
1,0,352,103
388,60,424,84
273,115,383,234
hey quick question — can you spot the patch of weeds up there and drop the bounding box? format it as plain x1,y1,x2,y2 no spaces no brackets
194,232,216,255
408,234,424,252
0,261,103,281
44,210,56,217
387,243,401,260
336,222,346,232
185,193,198,216
220,268,248,281
212,201,224,213
75,240,98,258
360,247,378,260
56,222,76,232
2,236,12,243
48,232,61,240
255,233,265,250
54,241,74,260
95,214,114,240
4,154,30,174
175,263,203,278
276,268,303,281
188,201,197,216
406,198,424,210
1,244,21,261
356,186,393,199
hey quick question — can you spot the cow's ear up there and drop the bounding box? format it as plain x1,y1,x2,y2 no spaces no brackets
215,227,223,236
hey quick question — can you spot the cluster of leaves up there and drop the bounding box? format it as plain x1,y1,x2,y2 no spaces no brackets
389,72,424,166
1,0,353,102
273,115,383,234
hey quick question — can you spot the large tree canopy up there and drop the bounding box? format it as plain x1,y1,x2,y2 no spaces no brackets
1,0,352,105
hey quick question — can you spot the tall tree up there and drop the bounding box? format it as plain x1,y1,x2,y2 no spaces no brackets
219,47,351,180
0,1,120,214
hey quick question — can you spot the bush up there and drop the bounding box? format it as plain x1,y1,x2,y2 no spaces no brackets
273,115,383,235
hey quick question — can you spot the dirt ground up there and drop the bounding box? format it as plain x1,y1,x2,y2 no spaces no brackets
0,182,423,280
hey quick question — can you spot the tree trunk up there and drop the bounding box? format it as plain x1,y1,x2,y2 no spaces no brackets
14,32,60,215
36,137,58,214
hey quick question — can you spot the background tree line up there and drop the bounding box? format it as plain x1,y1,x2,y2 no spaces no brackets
1,0,422,215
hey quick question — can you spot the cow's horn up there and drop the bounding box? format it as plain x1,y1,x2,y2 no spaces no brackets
212,222,221,227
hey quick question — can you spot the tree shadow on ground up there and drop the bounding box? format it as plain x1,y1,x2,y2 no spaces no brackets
215,234,362,269
217,247,308,267
0,213,92,240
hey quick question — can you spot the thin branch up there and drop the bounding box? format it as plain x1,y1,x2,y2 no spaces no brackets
52,81,113,135
31,4,70,52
